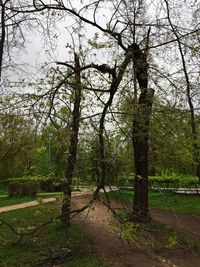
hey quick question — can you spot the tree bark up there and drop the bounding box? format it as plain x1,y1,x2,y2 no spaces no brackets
129,42,154,222
132,89,154,222
0,1,6,81
61,53,81,226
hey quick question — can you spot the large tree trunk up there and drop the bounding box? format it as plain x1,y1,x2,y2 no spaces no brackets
0,1,6,81
132,89,154,222
129,41,154,222
61,53,81,226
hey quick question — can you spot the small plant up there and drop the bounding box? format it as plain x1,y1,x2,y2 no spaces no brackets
121,222,140,241
182,239,200,252
116,210,129,222
166,235,178,248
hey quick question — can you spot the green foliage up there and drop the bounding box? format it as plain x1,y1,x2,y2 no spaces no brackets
72,178,80,191
149,175,199,188
0,175,47,185
0,112,37,180
149,102,195,175
1,175,67,193
121,222,140,241
85,134,133,184
32,117,69,177
181,239,200,252
8,181,39,197
8,182,24,197
115,210,129,222
40,177,67,192
118,96,196,177
21,181,39,197
167,235,178,248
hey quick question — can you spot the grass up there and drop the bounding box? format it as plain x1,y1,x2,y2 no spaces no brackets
108,189,200,215
0,187,8,195
0,202,108,267
0,192,62,207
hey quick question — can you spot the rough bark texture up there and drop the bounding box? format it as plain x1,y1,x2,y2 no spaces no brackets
61,53,81,226
129,43,154,222
0,1,6,81
132,89,154,222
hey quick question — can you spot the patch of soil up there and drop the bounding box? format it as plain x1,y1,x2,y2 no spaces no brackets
72,195,200,267
151,209,200,243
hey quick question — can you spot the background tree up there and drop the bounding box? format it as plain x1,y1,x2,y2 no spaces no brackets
0,110,36,179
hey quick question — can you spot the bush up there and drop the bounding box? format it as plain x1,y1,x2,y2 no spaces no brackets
40,177,66,192
8,182,23,197
149,177,180,189
149,175,199,189
8,181,39,197
22,181,39,197
40,178,55,192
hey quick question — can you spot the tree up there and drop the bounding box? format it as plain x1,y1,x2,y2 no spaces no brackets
0,0,31,82
4,0,200,223
0,111,36,179
60,53,82,225
164,0,200,182
149,101,194,175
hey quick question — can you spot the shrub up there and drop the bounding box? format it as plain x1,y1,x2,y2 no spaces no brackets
40,178,55,192
8,181,39,197
40,177,66,192
22,181,39,197
8,182,23,197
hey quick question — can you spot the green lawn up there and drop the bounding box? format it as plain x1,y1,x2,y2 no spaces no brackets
108,189,200,215
0,187,8,195
0,202,108,267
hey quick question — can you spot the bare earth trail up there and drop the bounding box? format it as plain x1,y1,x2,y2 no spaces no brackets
151,209,200,243
72,195,200,267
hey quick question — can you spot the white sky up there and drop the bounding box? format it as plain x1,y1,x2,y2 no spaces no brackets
1,0,199,109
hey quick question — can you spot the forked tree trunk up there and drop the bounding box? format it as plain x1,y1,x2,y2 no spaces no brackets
129,41,154,222
61,53,81,226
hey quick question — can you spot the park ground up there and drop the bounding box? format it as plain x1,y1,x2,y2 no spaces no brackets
0,192,200,266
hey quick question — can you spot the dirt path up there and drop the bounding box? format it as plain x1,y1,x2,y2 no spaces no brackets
72,196,200,267
151,209,200,243
73,196,169,267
